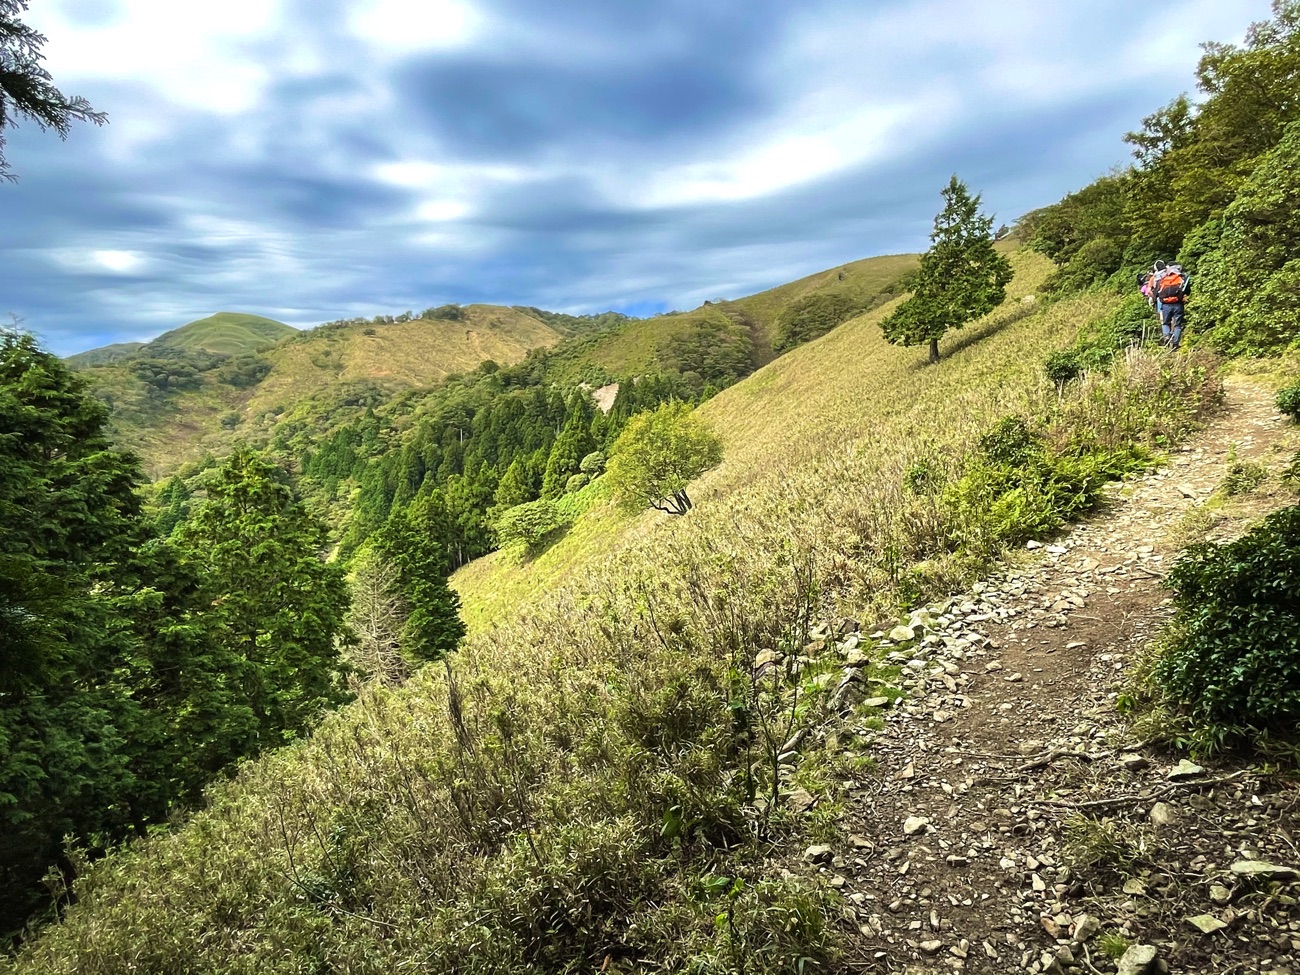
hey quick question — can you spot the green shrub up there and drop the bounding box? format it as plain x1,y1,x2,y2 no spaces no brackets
1044,349,1083,387
495,498,563,552
1278,379,1300,422
1151,505,1300,744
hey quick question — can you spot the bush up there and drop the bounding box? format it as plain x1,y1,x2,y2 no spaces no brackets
1044,349,1083,387
1278,379,1300,421
774,290,862,351
496,498,563,552
1150,505,1300,744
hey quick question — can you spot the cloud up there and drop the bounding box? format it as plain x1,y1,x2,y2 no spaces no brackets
2,0,1274,355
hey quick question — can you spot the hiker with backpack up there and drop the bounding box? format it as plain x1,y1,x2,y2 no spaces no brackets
1152,261,1190,349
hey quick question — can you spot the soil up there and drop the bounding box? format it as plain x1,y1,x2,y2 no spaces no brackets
812,378,1300,975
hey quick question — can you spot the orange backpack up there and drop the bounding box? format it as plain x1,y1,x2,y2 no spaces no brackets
1156,271,1186,303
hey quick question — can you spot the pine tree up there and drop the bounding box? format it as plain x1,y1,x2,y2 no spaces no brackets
881,176,1013,364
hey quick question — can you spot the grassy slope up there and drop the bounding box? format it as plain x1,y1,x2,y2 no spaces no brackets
10,251,1168,975
452,250,1096,631
539,253,920,382
151,313,297,355
724,252,919,362
78,307,566,475
246,305,562,417
63,342,147,368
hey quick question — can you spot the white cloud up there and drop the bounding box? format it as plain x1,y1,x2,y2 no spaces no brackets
347,0,482,53
92,249,147,273
26,0,284,114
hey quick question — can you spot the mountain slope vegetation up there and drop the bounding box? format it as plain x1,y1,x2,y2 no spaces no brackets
151,312,296,355
11,6,1300,969
3,244,1230,973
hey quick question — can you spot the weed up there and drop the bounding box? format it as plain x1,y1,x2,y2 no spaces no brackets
1098,933,1131,959
1221,444,1268,495
1062,816,1146,882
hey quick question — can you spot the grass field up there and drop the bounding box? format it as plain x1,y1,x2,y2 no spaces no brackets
151,312,297,355
453,248,1078,630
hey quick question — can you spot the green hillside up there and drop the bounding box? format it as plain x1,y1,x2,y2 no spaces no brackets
524,252,919,387
3,245,1235,974
150,312,296,355
63,341,146,368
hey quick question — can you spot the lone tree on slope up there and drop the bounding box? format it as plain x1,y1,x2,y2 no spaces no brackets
607,400,722,516
881,175,1013,364
1,0,106,180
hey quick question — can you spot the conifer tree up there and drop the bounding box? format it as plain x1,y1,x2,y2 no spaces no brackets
178,448,351,749
371,493,466,662
881,176,1013,363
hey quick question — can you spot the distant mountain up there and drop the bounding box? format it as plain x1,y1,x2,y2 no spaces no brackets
150,313,296,355
64,341,147,368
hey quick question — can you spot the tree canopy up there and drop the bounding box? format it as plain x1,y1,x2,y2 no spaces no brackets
881,176,1013,363
0,0,106,180
606,400,722,516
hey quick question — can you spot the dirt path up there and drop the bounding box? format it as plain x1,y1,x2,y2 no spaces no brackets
818,379,1299,975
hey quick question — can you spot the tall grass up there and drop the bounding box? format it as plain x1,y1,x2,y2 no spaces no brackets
5,251,1222,975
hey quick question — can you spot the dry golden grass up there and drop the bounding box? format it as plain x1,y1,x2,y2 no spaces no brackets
455,249,1107,629
247,306,563,415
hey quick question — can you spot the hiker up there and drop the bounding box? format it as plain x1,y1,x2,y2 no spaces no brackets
1153,261,1190,349
1137,269,1156,310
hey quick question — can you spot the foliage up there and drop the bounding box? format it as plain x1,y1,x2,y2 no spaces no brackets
880,176,1013,363
1044,349,1083,387
370,494,467,662
1277,378,1300,420
606,401,723,516
178,448,353,749
495,498,564,553
1145,505,1300,748
774,289,863,351
0,0,106,180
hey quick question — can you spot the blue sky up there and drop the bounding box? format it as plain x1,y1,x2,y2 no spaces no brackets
2,0,1271,355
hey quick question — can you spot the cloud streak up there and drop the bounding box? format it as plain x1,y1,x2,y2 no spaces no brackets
2,0,1272,354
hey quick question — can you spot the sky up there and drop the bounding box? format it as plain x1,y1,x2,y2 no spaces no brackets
0,0,1273,356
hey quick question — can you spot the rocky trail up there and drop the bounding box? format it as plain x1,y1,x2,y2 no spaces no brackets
806,379,1300,975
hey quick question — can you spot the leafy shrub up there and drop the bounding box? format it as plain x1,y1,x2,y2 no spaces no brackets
496,498,563,552
1044,349,1083,387
1278,379,1300,421
423,304,465,321
565,472,590,493
945,413,1148,555
1150,505,1300,744
579,450,606,476
1042,236,1123,294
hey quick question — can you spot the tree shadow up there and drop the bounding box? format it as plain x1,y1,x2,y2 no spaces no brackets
518,523,572,564
905,299,1041,372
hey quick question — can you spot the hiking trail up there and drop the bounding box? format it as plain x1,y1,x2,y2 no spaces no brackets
809,378,1299,975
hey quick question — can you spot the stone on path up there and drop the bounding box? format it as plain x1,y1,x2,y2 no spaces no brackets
1149,801,1178,827
1229,859,1300,881
1187,913,1228,934
1117,944,1159,975
903,815,930,836
1166,759,1205,781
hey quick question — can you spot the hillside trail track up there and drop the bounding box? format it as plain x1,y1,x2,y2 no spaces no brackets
826,377,1299,975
